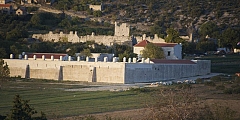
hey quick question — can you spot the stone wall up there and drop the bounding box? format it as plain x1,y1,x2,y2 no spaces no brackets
124,63,199,84
4,58,211,84
192,60,211,75
32,31,79,42
79,33,131,46
31,22,167,46
114,22,130,37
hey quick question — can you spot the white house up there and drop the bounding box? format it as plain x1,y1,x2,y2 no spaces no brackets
133,40,182,59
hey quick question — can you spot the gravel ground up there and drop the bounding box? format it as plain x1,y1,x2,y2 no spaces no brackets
63,73,221,92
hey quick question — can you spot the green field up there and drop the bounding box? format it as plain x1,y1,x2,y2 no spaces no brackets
186,54,240,74
0,79,152,119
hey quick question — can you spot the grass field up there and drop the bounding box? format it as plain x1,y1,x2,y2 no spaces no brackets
186,54,240,74
0,79,152,119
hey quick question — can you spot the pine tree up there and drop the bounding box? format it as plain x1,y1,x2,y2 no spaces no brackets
5,95,47,120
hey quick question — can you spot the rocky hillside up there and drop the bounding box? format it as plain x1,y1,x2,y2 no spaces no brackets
49,0,240,36
104,0,239,35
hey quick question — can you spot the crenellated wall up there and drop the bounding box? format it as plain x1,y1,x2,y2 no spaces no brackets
31,22,167,46
3,57,211,84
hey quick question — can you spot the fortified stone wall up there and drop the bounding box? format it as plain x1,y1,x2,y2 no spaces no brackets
4,59,126,83
124,63,199,84
62,65,90,81
3,58,211,84
79,33,131,46
31,22,167,46
32,31,79,42
114,22,130,37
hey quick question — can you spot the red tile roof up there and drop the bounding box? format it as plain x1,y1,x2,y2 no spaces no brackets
26,53,68,59
134,40,177,47
154,43,178,47
134,40,150,47
150,59,196,64
0,4,11,7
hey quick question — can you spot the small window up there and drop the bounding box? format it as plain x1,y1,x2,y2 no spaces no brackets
168,51,171,56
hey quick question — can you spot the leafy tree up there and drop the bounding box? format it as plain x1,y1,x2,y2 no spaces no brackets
221,27,240,50
196,41,217,53
141,43,165,59
182,42,196,54
79,48,92,59
0,47,7,59
5,94,47,120
10,45,19,56
0,59,10,81
118,51,137,62
58,18,71,29
30,14,41,27
150,25,164,37
199,21,219,38
165,28,185,43
93,11,102,17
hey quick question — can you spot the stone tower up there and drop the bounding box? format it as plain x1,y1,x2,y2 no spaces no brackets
0,0,6,4
114,22,130,37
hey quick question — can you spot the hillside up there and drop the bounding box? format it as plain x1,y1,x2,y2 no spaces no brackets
0,0,240,59
49,0,240,36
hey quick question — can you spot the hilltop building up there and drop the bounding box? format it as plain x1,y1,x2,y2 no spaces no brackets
89,3,103,11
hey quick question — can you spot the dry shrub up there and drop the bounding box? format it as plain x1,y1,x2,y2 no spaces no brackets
145,87,236,120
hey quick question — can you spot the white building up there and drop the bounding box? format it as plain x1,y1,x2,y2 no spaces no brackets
0,0,12,4
133,40,182,59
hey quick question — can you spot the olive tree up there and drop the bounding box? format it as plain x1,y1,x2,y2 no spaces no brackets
141,43,165,59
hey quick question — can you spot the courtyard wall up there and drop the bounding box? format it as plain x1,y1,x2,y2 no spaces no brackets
3,58,210,84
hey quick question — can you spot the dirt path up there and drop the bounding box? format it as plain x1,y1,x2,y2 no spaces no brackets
54,108,150,120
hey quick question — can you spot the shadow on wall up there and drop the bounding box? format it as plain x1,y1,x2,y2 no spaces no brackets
25,64,30,78
58,66,63,81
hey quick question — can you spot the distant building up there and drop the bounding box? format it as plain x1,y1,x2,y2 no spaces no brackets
16,7,27,15
89,3,103,11
133,40,182,59
0,0,12,4
0,4,13,14
21,0,32,5
23,53,69,61
33,0,55,5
